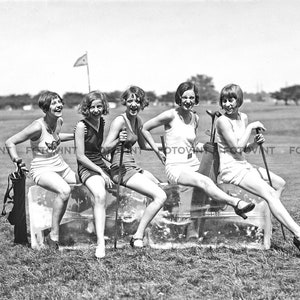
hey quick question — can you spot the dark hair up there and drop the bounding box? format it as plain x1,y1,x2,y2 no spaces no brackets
121,86,149,110
219,84,243,108
38,91,64,112
78,90,109,117
175,82,200,105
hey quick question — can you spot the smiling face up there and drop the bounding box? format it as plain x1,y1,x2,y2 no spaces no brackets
180,89,196,111
88,99,103,119
125,93,141,116
48,96,64,117
221,96,239,116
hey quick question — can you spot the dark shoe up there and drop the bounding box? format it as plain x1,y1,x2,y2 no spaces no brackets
293,237,300,252
45,234,59,250
234,200,255,220
130,237,143,248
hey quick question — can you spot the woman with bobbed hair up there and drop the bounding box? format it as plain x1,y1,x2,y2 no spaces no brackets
216,83,300,251
5,91,78,250
103,86,167,248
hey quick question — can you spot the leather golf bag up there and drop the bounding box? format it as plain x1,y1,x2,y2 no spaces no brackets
2,170,28,245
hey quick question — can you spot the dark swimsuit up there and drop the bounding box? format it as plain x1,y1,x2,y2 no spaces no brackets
77,118,110,184
110,114,144,186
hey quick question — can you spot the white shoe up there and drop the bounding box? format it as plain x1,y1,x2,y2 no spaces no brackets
130,237,144,248
95,245,105,258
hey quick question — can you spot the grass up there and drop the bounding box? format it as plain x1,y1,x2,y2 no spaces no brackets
1,102,300,299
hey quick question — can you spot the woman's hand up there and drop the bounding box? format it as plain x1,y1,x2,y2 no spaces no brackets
195,142,204,153
119,129,127,143
254,133,265,145
100,171,113,188
249,121,266,132
13,158,29,173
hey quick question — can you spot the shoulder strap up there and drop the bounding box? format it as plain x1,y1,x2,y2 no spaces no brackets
1,175,13,216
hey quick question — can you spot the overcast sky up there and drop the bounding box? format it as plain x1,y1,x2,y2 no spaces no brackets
1,0,299,96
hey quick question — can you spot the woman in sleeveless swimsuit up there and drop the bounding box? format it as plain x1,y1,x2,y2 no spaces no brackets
142,82,255,220
75,91,114,258
5,91,78,249
103,86,167,248
215,83,300,251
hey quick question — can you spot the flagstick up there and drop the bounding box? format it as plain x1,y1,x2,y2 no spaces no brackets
85,52,91,92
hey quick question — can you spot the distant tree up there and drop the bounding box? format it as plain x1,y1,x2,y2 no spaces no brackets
244,91,268,102
145,91,157,103
106,91,122,105
31,91,45,108
0,94,32,109
159,92,175,106
187,74,219,103
63,92,84,108
270,85,300,105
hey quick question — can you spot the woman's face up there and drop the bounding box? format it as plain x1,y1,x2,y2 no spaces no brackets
125,93,141,116
48,97,63,117
180,89,196,111
89,99,103,119
221,97,238,115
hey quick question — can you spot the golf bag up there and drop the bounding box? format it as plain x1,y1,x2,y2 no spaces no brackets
2,169,28,244
191,110,222,212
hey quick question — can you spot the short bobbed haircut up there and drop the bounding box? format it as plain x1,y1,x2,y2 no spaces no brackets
38,91,64,112
219,84,243,108
175,82,200,106
121,86,149,110
78,90,109,117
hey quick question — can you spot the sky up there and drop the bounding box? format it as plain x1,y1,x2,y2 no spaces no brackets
1,0,300,96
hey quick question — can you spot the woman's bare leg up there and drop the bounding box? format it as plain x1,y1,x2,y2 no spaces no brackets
38,172,72,241
85,175,107,258
126,172,167,242
239,169,300,238
177,169,248,209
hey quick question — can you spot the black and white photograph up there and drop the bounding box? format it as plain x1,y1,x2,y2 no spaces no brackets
1,0,300,299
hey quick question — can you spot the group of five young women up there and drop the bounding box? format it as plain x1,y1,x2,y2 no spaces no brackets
6,82,300,258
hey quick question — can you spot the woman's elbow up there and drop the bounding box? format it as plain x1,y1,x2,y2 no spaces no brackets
102,143,109,152
101,146,109,155
76,154,85,163
5,139,14,149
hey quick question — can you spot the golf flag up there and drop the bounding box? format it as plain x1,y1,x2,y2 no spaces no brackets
73,53,88,67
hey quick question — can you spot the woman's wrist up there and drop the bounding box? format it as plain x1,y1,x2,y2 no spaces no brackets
12,157,21,163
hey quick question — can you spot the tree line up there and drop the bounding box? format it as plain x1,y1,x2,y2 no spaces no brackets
0,75,298,109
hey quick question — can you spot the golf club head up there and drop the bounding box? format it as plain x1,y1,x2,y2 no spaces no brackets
206,110,222,119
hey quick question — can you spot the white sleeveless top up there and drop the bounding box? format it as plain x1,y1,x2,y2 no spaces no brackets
216,113,254,185
165,109,199,166
30,118,62,158
30,118,69,182
216,113,247,168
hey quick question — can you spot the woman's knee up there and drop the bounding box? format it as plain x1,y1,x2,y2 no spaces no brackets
57,185,72,202
153,189,167,206
196,175,214,191
93,192,107,206
261,188,280,203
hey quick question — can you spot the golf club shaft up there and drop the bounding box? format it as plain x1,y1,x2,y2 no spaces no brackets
256,128,286,240
114,129,126,249
160,136,166,155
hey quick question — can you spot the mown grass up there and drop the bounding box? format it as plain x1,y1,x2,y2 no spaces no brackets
1,102,300,299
